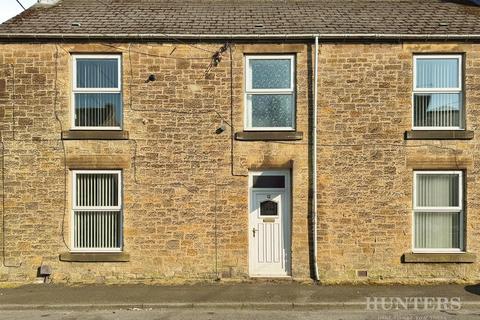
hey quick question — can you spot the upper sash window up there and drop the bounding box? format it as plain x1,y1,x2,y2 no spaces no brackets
245,55,295,131
413,55,463,130
72,55,122,130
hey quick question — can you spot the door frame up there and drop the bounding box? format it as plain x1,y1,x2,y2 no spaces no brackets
248,169,292,277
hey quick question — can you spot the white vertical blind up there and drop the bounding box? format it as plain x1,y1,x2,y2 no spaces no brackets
413,56,462,129
76,58,118,88
413,93,461,128
414,212,460,249
416,58,459,89
73,55,122,129
73,172,121,251
415,174,459,207
75,93,121,127
414,172,462,251
75,173,118,207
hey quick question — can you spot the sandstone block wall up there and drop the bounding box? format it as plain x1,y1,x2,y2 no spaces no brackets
0,42,310,284
317,43,480,283
0,40,479,284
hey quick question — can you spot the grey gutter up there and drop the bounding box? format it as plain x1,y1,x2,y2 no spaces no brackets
2,33,480,40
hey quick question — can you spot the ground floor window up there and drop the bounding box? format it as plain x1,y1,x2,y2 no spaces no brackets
413,171,463,252
72,170,122,251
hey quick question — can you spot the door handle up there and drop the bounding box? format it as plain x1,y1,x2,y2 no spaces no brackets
252,227,257,237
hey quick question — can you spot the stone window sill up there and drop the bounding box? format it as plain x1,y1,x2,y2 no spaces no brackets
402,252,476,263
235,131,303,141
62,130,129,140
404,130,474,140
59,252,130,262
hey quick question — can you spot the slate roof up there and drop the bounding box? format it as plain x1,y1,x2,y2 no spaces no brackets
1,0,480,40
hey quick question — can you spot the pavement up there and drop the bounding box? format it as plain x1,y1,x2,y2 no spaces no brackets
0,282,479,311
3,309,480,320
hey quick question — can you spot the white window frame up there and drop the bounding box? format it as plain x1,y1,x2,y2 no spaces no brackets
71,170,123,252
412,170,464,253
71,54,122,130
244,55,295,131
412,54,463,131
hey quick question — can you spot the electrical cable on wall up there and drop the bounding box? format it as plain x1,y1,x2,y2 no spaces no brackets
53,45,70,251
123,42,232,185
213,173,219,280
124,42,231,116
61,40,225,187
272,141,463,171
0,46,73,267
228,44,248,177
11,64,15,141
1,141,21,268
102,43,211,61
119,41,231,279
1,64,21,267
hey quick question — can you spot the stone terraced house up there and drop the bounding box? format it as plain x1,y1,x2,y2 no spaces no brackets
1,0,480,285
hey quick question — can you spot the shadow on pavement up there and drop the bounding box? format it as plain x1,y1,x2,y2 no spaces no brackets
464,284,480,296
441,0,480,7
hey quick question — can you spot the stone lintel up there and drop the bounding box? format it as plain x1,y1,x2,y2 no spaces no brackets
66,155,130,169
406,156,472,169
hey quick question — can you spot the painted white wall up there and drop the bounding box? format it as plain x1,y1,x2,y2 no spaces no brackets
0,0,37,24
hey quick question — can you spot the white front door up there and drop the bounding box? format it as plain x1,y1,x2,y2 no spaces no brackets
249,171,291,277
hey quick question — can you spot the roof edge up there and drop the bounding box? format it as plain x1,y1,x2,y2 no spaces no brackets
1,33,480,41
